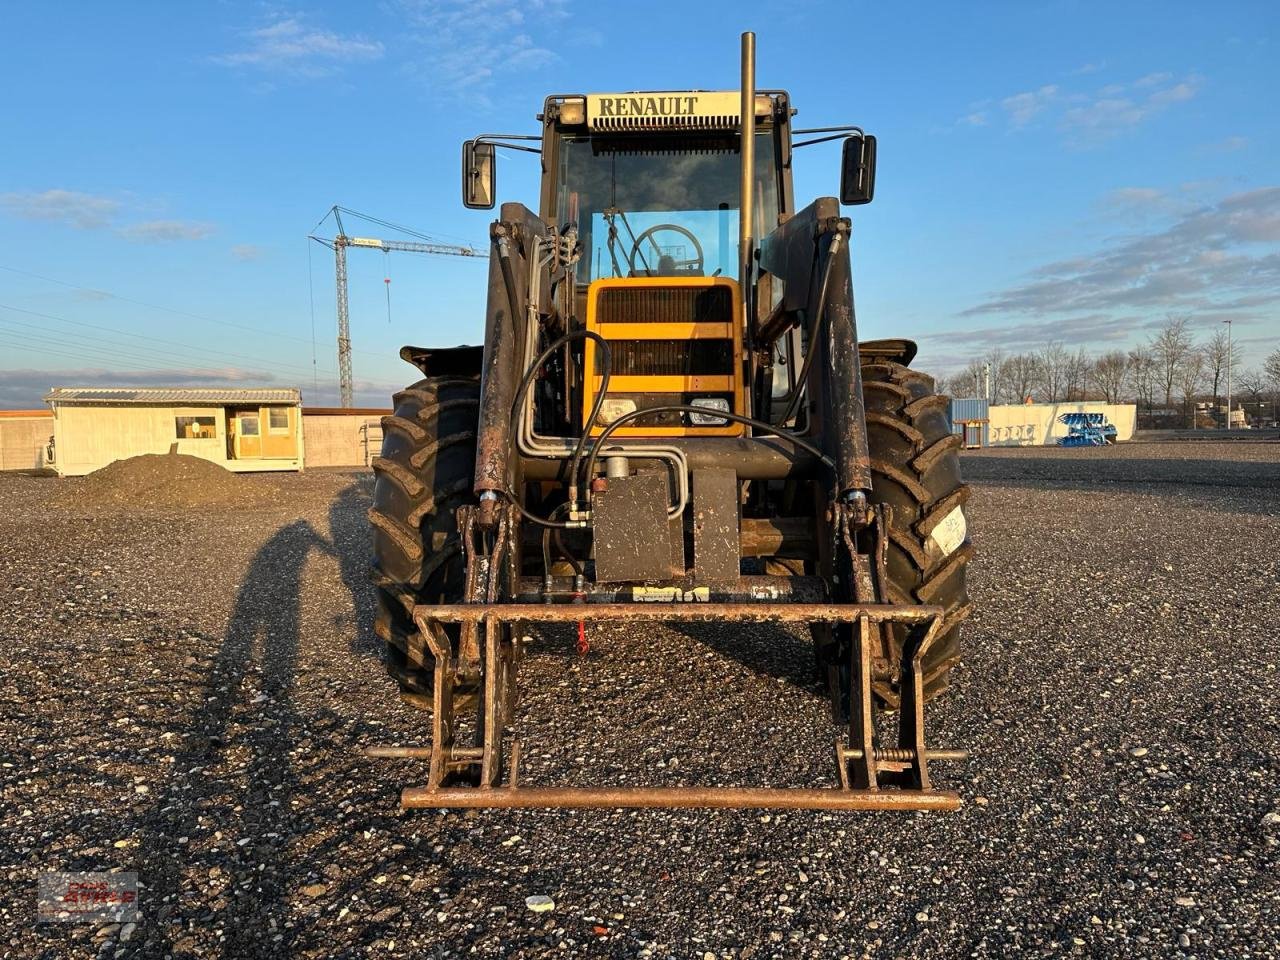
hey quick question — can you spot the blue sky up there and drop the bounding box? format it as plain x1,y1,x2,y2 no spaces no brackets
1,0,1276,407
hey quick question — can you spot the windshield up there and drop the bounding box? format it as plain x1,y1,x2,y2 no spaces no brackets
555,131,780,284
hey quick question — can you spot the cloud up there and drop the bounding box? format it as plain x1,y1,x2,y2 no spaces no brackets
1209,135,1249,153
960,187,1280,320
964,72,1203,144
213,15,384,77
0,189,121,229
1061,73,1202,143
1105,186,1166,208
117,220,215,243
1001,85,1058,127
396,0,565,105
230,243,265,262
1099,186,1196,223
0,189,213,242
0,367,282,409
920,312,1142,353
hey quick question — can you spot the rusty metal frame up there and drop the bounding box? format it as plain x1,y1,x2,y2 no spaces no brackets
369,600,964,811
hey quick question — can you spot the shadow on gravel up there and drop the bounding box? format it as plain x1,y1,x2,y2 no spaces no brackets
327,476,380,660
962,456,1280,516
668,621,819,692
134,520,334,958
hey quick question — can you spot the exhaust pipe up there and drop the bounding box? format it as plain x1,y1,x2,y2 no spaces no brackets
739,31,756,332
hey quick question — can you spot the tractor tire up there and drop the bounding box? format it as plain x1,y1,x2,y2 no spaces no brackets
369,376,479,710
861,361,973,705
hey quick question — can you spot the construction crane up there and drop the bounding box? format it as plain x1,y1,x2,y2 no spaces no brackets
310,205,486,407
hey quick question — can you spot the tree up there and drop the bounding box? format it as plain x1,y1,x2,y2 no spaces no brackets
948,358,987,398
1000,353,1038,404
982,348,1006,402
1178,348,1206,427
1266,349,1280,390
1064,348,1093,400
1238,368,1277,426
1202,327,1241,408
1238,368,1267,404
1092,351,1130,403
1128,347,1157,410
1036,342,1069,402
943,372,972,398
1151,315,1192,410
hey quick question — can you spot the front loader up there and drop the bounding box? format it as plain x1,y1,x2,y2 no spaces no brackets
366,33,973,810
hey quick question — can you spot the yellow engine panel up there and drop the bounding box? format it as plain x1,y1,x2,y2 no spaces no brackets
583,276,745,437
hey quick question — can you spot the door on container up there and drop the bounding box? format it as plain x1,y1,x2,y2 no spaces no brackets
233,412,262,458
259,406,298,459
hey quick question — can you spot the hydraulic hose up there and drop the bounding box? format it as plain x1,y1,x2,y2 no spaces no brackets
541,502,584,578
583,405,834,493
776,233,842,426
498,232,617,527
501,490,574,529
509,328,614,505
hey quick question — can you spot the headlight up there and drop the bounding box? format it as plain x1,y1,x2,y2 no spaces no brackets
558,97,586,125
688,397,730,426
597,398,637,425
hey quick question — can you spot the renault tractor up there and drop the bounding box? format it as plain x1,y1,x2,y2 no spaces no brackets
366,33,972,810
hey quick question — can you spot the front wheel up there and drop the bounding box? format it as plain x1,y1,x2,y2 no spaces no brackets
369,376,479,709
859,361,973,705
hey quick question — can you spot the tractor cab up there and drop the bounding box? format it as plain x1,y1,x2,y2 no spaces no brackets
464,91,873,439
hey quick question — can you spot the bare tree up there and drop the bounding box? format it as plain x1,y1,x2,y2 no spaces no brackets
1000,353,1038,404
1064,348,1093,400
1238,368,1266,403
1237,368,1275,425
1266,349,1280,390
1178,348,1206,427
1202,327,1241,408
982,348,1006,402
950,358,987,398
1128,347,1157,410
942,372,973,398
1036,342,1069,402
1151,315,1192,410
1092,351,1130,403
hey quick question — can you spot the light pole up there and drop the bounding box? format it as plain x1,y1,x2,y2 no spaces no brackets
1223,319,1233,430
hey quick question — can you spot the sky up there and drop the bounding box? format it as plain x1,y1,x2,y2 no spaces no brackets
1,0,1277,407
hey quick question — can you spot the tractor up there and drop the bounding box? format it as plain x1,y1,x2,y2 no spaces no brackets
366,33,972,810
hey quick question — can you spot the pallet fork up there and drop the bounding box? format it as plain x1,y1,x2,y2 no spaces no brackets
366,506,967,812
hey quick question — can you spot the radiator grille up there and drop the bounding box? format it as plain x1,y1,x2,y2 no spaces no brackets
596,285,734,324
597,339,733,376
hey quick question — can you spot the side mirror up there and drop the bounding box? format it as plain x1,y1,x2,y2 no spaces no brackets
840,134,876,205
462,140,496,209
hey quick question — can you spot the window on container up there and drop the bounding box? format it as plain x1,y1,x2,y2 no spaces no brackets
267,407,290,433
240,415,260,437
175,416,216,439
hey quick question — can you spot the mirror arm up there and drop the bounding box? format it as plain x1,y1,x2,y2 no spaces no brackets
792,124,864,149
475,133,543,155
793,134,853,148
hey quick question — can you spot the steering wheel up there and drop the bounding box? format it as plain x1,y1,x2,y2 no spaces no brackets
627,223,704,276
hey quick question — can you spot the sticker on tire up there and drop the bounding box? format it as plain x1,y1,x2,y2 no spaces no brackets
929,506,967,557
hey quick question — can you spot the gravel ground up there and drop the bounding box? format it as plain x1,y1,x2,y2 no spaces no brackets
3,442,1278,958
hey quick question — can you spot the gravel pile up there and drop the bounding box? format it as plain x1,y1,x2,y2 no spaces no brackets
3,445,1278,958
56,453,280,511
